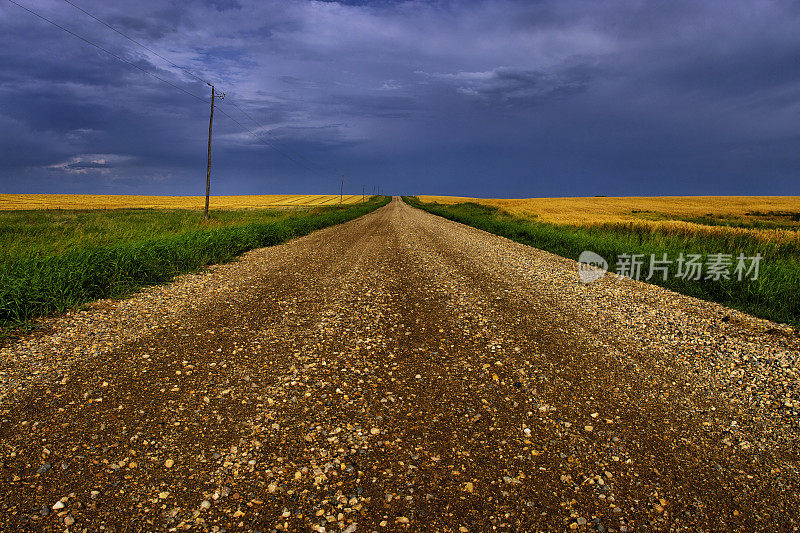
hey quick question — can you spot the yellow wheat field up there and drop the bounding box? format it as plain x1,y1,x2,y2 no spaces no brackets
419,195,800,225
420,195,800,246
0,194,369,210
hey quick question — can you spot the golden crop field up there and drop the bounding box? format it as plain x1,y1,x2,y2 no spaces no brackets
419,195,800,225
0,194,368,210
420,195,800,247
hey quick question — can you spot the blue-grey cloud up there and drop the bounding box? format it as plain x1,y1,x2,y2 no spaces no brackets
418,61,599,105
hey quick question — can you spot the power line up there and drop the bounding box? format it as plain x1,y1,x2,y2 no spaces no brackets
215,107,318,172
222,101,329,172
58,0,321,172
7,0,326,173
6,0,206,103
223,100,313,164
59,0,213,86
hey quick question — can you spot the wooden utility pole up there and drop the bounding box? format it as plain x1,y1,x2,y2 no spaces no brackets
362,184,365,203
340,175,344,205
205,84,224,220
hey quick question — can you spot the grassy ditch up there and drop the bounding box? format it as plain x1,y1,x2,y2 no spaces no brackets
403,196,800,327
0,197,389,333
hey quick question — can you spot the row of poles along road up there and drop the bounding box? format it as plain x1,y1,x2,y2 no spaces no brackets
204,84,384,219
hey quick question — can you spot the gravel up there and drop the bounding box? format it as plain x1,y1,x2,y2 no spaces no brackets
0,197,798,531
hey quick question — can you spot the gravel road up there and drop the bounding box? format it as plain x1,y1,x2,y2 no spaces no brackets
1,197,799,532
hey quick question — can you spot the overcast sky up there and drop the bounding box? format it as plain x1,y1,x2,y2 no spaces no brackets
1,0,799,197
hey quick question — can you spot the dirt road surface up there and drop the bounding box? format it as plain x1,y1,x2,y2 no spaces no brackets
2,197,799,532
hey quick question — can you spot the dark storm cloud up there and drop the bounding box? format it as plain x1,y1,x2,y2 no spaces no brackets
1,0,799,196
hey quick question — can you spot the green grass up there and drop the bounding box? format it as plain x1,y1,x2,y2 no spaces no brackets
0,208,297,261
0,197,389,334
403,196,800,327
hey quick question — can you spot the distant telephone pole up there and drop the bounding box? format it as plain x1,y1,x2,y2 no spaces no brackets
340,175,344,205
362,184,365,203
205,84,224,220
